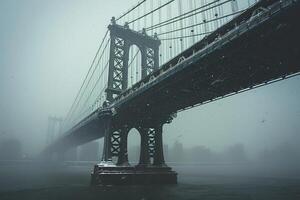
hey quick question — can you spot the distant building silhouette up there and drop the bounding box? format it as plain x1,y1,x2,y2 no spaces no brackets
46,116,63,145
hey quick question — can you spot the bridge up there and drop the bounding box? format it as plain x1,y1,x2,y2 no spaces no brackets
44,0,300,185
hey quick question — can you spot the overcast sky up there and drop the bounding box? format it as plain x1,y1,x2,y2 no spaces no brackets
0,0,299,156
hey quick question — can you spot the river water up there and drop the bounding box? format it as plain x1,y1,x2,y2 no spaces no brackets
0,162,299,200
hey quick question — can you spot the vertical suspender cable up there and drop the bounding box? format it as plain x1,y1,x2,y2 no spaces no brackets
178,0,184,51
158,0,162,66
202,0,208,33
137,4,141,79
150,0,154,36
144,1,147,29
64,31,109,127
167,3,172,59
189,0,195,45
213,0,219,30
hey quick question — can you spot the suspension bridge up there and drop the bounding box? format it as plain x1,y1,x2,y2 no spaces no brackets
44,0,300,185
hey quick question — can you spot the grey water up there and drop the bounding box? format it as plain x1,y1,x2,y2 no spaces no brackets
0,162,300,200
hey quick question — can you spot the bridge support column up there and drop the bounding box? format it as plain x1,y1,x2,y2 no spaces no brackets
137,128,150,167
153,124,166,166
91,121,177,185
116,127,129,166
101,116,113,162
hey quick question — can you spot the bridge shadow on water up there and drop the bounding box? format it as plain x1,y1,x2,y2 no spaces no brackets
0,162,300,200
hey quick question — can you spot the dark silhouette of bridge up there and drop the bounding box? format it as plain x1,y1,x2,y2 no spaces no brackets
44,0,300,184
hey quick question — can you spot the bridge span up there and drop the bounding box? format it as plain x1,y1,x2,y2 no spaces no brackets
44,0,300,185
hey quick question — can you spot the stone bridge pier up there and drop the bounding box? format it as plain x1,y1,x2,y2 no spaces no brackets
91,114,177,185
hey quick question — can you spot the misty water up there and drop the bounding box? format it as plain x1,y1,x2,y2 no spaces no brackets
1,0,300,199
1,161,300,200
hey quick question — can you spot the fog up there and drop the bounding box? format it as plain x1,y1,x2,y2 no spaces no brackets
0,0,300,185
0,1,300,200
0,0,139,155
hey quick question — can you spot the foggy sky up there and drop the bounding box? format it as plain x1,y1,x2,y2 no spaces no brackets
0,0,299,156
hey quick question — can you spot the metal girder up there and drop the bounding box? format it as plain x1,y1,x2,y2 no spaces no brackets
106,17,161,102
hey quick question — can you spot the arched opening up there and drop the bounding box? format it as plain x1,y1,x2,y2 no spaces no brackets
128,44,142,88
127,128,141,165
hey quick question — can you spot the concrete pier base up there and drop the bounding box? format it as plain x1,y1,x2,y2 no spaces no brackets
91,162,177,185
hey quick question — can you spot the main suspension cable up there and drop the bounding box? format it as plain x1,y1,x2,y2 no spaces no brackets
67,38,110,123
116,0,147,21
128,0,175,25
157,10,244,36
160,31,212,41
76,60,110,118
64,30,109,123
146,0,233,31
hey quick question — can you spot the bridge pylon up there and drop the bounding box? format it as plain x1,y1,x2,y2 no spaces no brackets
105,17,161,102
43,18,176,184
89,17,176,185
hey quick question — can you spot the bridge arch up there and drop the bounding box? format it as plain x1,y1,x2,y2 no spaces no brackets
127,127,141,165
128,44,142,88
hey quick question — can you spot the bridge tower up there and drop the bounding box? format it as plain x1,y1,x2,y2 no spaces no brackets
46,116,66,161
46,116,63,145
91,18,177,185
105,17,161,102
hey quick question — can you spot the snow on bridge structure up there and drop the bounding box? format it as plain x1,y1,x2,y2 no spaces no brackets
44,0,300,185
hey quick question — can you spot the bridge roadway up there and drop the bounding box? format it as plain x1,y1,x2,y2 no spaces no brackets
45,0,300,153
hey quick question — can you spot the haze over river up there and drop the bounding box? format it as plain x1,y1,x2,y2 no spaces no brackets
0,162,299,200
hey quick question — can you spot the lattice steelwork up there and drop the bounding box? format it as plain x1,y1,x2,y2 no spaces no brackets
64,0,256,131
145,47,156,76
111,37,126,92
110,129,121,156
106,18,161,102
48,1,300,185
116,0,257,66
148,128,156,157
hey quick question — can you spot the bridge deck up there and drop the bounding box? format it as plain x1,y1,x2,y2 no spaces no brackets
113,0,300,122
46,0,300,152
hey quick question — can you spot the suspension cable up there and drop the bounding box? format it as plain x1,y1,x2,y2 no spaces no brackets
128,49,141,67
146,0,232,31
128,0,175,25
66,0,243,127
74,82,108,124
64,30,109,123
76,60,110,117
146,0,221,31
157,10,244,36
160,31,212,41
116,0,147,21
67,38,110,123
